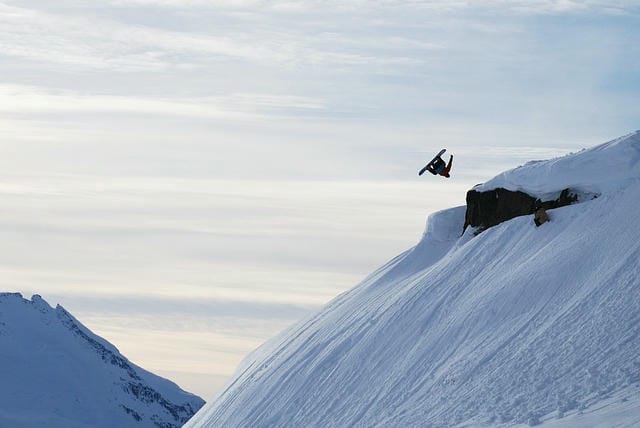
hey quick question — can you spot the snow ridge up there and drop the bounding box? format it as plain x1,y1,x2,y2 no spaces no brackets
187,131,640,427
476,129,640,197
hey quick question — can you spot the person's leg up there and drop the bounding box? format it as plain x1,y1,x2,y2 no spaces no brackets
441,155,453,176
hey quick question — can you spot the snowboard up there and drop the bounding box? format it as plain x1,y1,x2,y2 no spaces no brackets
418,149,446,176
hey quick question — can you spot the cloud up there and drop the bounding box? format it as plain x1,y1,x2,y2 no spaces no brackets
47,293,318,320
0,2,430,72
0,3,274,70
0,83,331,121
490,0,639,15
104,0,640,15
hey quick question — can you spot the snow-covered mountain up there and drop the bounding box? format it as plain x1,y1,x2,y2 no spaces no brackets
0,293,204,428
187,131,640,427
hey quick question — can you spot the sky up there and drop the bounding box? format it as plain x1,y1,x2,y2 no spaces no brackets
1,0,639,399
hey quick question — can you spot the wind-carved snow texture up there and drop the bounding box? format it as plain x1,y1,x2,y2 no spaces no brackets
187,131,640,427
0,294,204,428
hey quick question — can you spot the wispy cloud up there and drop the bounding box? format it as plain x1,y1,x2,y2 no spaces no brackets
105,0,640,14
0,3,275,70
0,83,330,120
490,0,639,15
0,2,431,71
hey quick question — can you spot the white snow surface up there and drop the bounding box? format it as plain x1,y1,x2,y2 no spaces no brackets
187,131,640,428
474,130,640,198
0,293,204,428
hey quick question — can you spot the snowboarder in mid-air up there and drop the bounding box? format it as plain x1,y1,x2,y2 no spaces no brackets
418,149,453,178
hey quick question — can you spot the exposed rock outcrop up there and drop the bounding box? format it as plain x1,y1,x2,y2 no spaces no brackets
464,187,577,233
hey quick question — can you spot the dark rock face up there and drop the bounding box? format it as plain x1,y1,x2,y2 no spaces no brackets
464,188,577,233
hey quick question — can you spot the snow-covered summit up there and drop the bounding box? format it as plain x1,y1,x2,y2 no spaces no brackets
0,293,204,428
475,129,640,197
187,131,640,427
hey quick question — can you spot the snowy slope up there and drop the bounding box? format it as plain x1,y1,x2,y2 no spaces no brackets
187,131,640,427
475,130,640,197
0,293,204,428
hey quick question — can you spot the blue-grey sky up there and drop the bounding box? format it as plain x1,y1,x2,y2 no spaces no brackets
1,0,638,398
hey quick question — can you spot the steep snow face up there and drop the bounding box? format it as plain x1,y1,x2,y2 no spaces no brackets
0,294,204,428
187,131,640,428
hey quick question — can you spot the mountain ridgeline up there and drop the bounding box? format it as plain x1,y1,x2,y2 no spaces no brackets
0,293,204,428
187,131,640,427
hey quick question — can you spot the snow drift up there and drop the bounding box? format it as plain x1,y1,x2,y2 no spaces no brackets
0,293,204,428
187,131,640,427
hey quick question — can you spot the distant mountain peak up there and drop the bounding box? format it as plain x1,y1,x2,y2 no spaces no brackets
0,293,204,428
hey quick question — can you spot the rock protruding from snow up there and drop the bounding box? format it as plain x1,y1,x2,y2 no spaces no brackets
464,187,577,232
186,131,640,428
0,293,204,428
